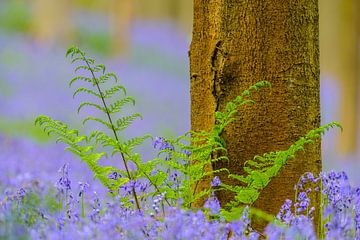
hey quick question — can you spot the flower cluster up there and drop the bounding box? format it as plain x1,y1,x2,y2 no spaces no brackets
320,170,360,239
153,136,175,160
2,163,360,239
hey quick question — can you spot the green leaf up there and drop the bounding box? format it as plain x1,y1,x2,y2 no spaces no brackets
235,188,259,204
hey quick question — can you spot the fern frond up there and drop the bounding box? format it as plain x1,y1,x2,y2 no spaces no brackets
77,102,106,114
66,46,82,58
36,47,154,211
99,72,118,84
108,96,136,114
75,65,94,73
73,87,102,99
115,113,142,131
104,85,126,98
69,76,93,87
95,64,106,74
226,122,342,208
82,116,112,129
122,134,152,152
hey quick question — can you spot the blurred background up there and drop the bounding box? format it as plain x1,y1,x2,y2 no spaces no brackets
0,0,359,187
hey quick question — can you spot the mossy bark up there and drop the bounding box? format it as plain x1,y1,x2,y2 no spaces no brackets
190,0,321,232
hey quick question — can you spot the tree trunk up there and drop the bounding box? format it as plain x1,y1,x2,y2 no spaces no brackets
109,0,133,56
190,0,321,232
31,0,73,44
336,0,359,155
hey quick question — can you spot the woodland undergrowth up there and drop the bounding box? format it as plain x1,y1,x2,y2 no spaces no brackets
3,47,356,239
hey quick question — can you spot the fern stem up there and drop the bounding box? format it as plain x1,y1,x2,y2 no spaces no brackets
82,53,141,211
81,193,85,218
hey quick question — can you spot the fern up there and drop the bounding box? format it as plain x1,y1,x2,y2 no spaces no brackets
35,116,126,193
146,81,273,207
36,46,151,210
35,47,340,221
219,122,342,221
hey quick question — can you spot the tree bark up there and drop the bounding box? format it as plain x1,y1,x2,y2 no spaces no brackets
190,0,321,232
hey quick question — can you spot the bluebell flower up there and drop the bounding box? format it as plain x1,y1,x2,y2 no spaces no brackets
153,136,172,150
152,136,174,160
55,163,71,193
119,180,136,197
107,171,121,180
204,192,220,215
152,192,166,215
152,136,163,149
211,176,221,187
16,188,26,202
355,206,360,237
182,149,191,158
89,193,102,223
295,191,310,214
287,215,316,239
78,182,89,197
277,199,293,224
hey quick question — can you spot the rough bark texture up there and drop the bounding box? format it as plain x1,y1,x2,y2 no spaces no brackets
190,0,321,232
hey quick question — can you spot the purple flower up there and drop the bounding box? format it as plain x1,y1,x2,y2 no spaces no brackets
107,171,121,180
306,172,315,182
152,192,166,215
152,136,174,160
295,191,310,214
119,180,136,197
277,199,293,224
355,206,360,236
182,149,191,158
89,192,102,223
229,221,246,238
287,215,316,239
16,188,26,201
204,192,220,215
78,182,89,197
168,172,180,189
55,163,71,193
211,176,221,187
152,137,167,150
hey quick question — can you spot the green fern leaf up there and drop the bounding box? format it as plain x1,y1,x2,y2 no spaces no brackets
73,87,101,99
82,116,112,129
77,102,106,114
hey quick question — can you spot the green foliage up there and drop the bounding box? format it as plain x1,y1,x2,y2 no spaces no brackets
214,81,272,137
35,47,340,220
0,118,50,142
0,1,32,33
230,122,340,205
36,46,150,209
220,122,341,220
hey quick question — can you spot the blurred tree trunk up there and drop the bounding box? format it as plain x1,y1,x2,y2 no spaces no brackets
134,0,192,34
109,0,133,56
320,0,359,156
190,0,321,232
135,0,171,20
168,0,193,34
336,1,359,155
31,0,73,44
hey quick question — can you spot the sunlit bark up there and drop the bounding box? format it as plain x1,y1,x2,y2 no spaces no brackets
190,0,321,232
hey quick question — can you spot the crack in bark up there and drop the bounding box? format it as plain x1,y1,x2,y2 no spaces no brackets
210,40,226,113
